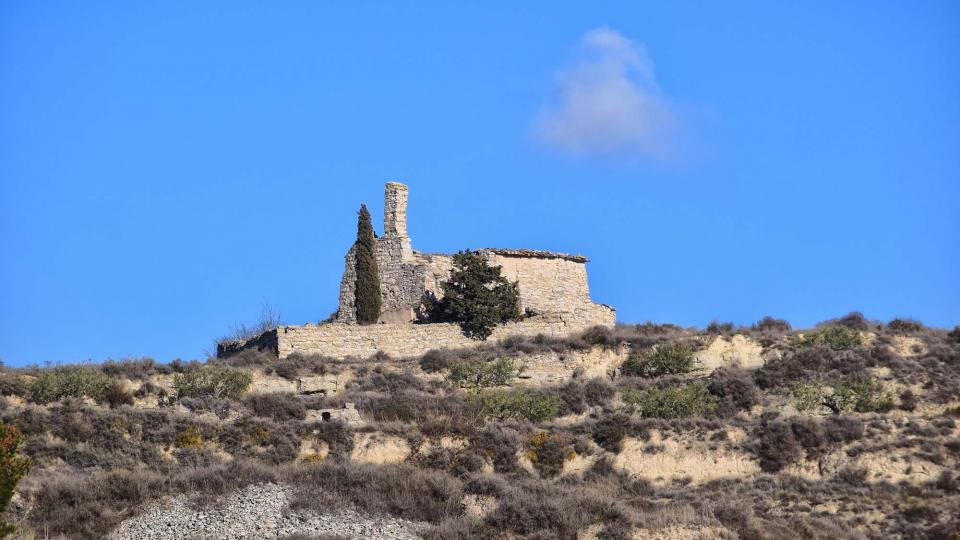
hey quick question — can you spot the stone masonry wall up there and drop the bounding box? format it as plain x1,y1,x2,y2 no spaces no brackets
484,252,593,315
277,307,614,359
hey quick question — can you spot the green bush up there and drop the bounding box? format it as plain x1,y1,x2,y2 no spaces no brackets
790,381,826,412
354,204,382,325
0,424,31,539
621,343,696,377
447,358,520,391
28,366,112,404
796,326,862,351
622,381,718,419
467,389,560,422
791,378,894,414
173,367,252,400
427,250,521,340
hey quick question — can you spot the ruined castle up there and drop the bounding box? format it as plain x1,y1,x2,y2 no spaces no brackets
220,182,614,359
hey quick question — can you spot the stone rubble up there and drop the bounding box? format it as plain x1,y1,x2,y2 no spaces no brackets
110,482,424,540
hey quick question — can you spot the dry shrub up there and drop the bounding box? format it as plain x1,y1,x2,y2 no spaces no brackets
525,431,574,478
592,413,629,453
103,380,134,408
244,392,306,422
476,477,634,540
470,424,522,474
420,349,452,373
101,357,169,380
583,378,615,407
310,419,354,459
286,461,463,524
708,367,761,417
820,311,871,331
751,316,792,334
757,419,802,473
705,320,735,335
755,345,870,390
887,318,924,334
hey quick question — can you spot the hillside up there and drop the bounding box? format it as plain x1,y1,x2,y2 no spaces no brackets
1,313,958,539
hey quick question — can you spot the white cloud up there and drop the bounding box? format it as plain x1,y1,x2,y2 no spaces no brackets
534,28,678,160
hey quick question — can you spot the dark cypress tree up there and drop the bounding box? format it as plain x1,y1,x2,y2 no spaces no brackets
353,204,381,325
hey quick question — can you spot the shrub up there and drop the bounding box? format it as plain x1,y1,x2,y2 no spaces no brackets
578,326,619,348
592,413,629,452
0,374,29,399
427,250,521,340
99,358,160,381
833,378,894,413
797,326,863,351
708,367,761,416
791,381,826,413
621,343,696,377
582,378,615,407
899,389,917,411
792,378,893,415
353,204,382,325
757,419,802,472
949,326,960,344
103,380,134,409
174,424,203,449
525,431,575,478
244,392,306,421
28,366,112,404
831,311,870,331
705,321,735,335
467,389,560,422
751,316,792,333
887,318,924,334
622,382,718,419
0,424,30,538
286,462,463,524
173,366,252,399
447,358,519,391
419,349,451,373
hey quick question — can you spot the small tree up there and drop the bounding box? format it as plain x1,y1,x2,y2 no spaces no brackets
428,250,521,339
173,366,252,399
354,204,382,325
0,424,31,539
621,343,696,377
447,358,521,392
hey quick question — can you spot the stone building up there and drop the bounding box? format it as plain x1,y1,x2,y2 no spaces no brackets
336,182,613,327
219,182,614,360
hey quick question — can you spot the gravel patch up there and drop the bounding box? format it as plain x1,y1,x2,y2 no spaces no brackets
110,482,424,540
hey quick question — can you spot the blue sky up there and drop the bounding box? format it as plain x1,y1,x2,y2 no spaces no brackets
1,1,957,366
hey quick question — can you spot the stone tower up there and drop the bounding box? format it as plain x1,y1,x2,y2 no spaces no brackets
382,182,413,262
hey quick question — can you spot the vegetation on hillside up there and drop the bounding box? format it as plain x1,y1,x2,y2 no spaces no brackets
0,313,958,539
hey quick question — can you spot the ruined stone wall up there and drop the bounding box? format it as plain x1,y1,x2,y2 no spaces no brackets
277,308,614,359
483,252,593,315
335,182,612,329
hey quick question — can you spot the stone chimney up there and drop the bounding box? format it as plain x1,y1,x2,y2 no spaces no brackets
383,182,409,237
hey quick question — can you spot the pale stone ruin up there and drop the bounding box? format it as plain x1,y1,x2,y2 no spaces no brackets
219,182,614,359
